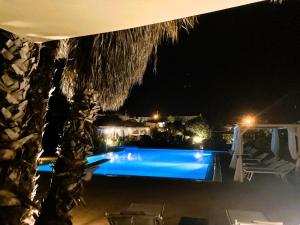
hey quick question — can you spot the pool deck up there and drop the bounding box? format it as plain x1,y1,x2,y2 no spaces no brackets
37,155,300,225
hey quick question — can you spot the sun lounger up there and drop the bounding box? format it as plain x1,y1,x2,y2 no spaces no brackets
243,162,295,182
243,153,270,163
235,222,283,225
106,213,133,225
132,215,162,225
243,155,278,166
226,209,283,225
178,216,208,225
243,159,286,170
251,220,283,225
242,147,260,157
105,203,165,225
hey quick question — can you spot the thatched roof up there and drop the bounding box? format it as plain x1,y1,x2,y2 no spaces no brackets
58,17,197,111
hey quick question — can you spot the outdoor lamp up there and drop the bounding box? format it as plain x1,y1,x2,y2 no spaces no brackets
241,115,255,126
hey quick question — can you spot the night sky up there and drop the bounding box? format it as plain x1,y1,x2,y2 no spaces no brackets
120,1,300,124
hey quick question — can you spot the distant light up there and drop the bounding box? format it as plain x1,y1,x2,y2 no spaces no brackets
241,115,255,126
153,113,159,120
106,138,114,146
158,122,165,128
193,136,203,144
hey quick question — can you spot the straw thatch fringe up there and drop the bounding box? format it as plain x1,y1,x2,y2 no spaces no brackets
59,17,197,110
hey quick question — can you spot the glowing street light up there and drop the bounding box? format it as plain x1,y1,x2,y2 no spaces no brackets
153,112,159,120
241,115,255,126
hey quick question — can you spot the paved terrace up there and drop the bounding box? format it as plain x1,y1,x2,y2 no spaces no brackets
37,155,300,225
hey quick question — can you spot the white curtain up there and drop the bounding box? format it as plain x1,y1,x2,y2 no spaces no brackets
230,126,240,168
287,127,300,173
271,128,280,157
229,126,245,182
234,155,244,182
231,126,239,154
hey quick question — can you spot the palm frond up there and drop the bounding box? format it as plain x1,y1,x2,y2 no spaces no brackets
58,16,197,110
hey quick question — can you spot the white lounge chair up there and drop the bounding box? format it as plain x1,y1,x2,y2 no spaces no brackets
242,147,260,157
235,221,283,225
243,162,295,182
105,203,165,225
243,155,278,167
226,209,283,225
106,213,133,225
243,159,286,170
243,153,270,163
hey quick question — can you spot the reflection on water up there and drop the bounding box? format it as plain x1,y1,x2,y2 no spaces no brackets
127,152,132,160
107,152,143,162
107,152,118,162
194,152,202,160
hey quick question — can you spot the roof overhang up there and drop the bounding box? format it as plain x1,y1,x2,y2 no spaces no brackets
0,0,263,43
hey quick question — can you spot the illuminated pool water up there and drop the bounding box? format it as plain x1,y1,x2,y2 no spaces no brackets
38,147,217,181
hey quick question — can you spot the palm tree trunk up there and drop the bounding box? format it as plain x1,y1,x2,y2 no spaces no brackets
42,59,70,157
21,42,56,224
0,31,39,224
36,89,98,225
0,31,54,224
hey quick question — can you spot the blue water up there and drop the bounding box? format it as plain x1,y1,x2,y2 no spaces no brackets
38,147,215,180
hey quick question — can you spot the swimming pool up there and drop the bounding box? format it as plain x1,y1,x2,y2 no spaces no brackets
38,147,218,181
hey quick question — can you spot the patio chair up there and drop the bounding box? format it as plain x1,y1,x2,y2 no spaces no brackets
243,153,270,163
243,162,295,182
226,209,283,225
105,203,165,225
